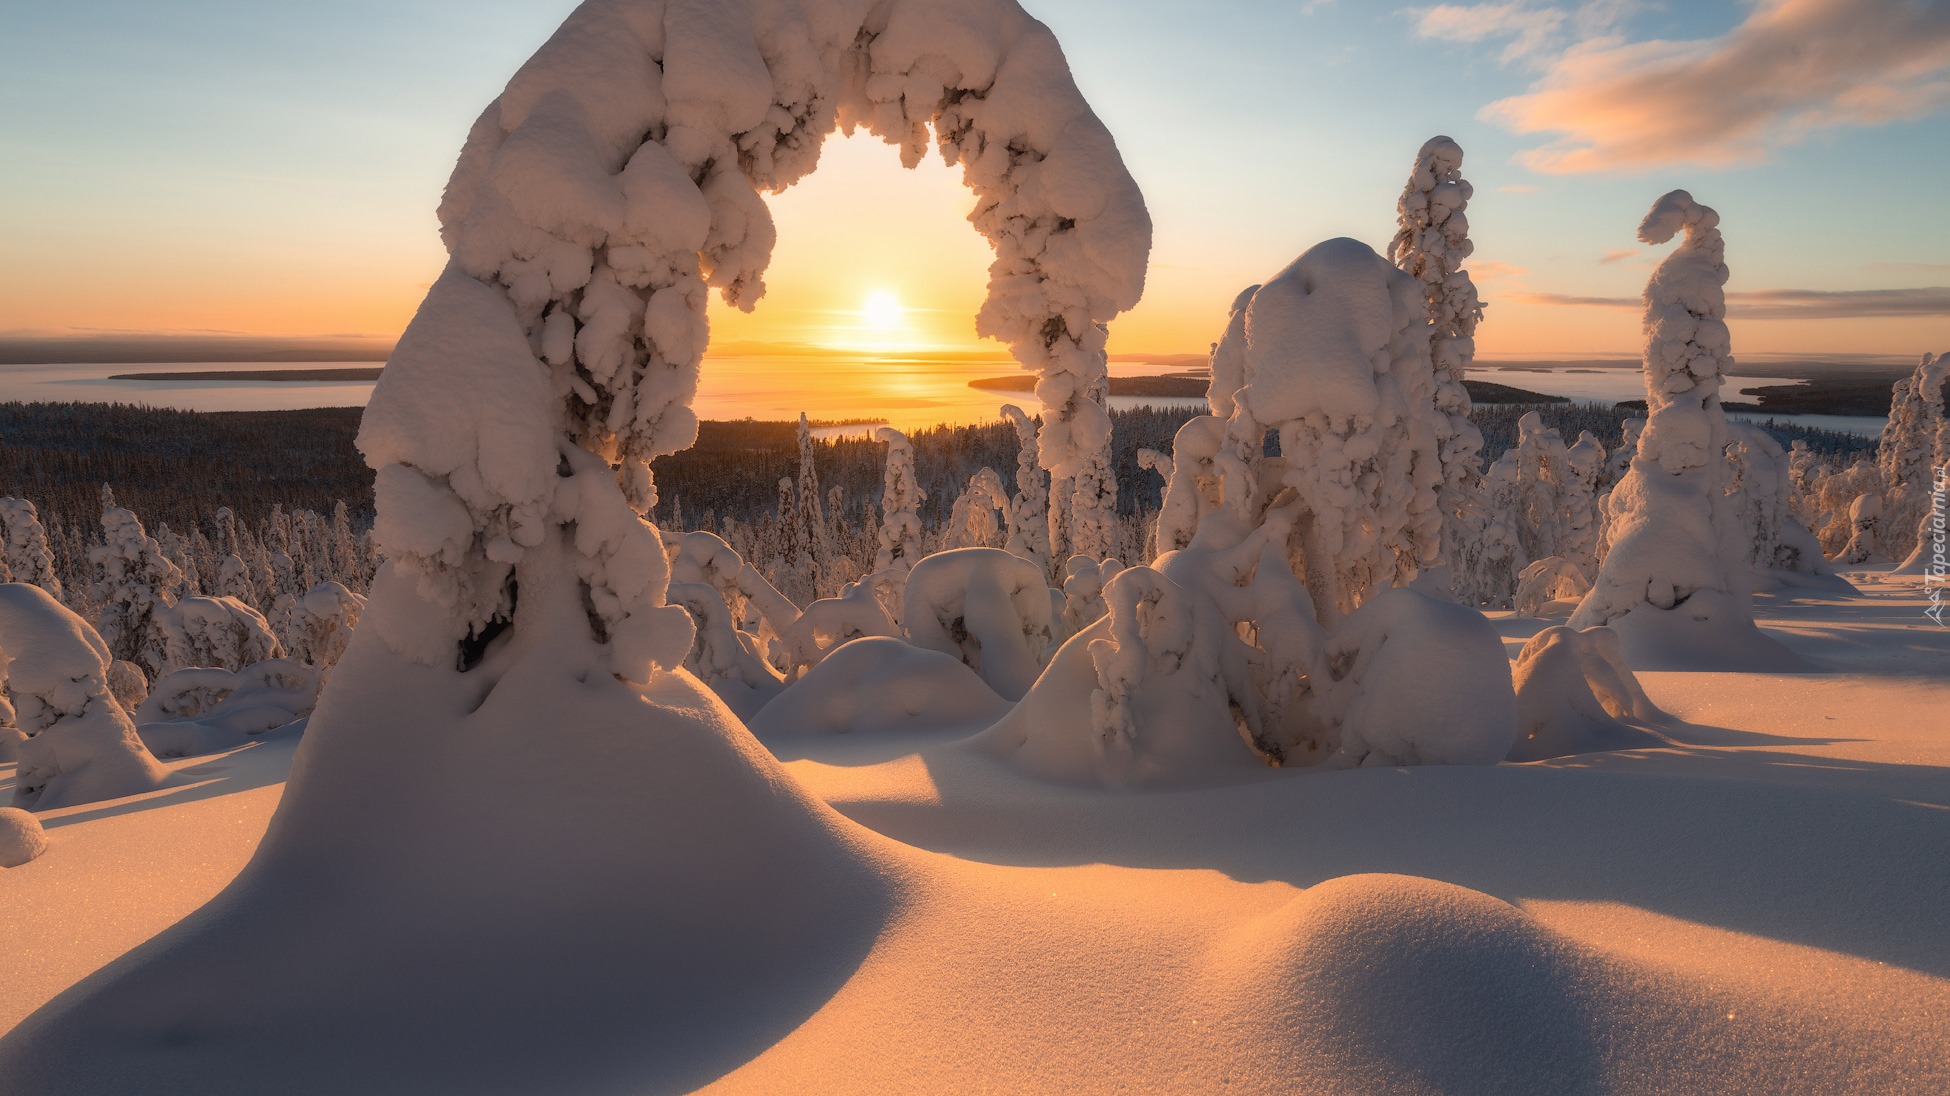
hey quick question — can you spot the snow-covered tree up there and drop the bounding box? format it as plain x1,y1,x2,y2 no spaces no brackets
1511,412,1597,580
1203,238,1443,625
873,426,926,617
0,583,171,810
0,498,63,597
999,405,1051,576
1878,351,1948,561
792,414,837,593
944,468,1008,550
88,487,188,679
1454,451,1527,608
1390,135,1486,575
159,595,283,674
283,582,368,676
1568,192,1805,670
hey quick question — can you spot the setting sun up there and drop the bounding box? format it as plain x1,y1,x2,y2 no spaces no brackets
863,290,902,330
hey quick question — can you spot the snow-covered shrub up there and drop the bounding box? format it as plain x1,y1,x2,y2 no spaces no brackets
999,405,1052,578
1568,192,1806,671
159,595,282,674
1390,135,1487,571
88,488,187,679
134,660,320,759
105,660,148,712
780,580,902,680
0,583,172,810
903,548,1055,701
943,468,1008,550
1315,588,1518,767
1839,493,1886,564
1207,237,1443,625
1153,415,1226,556
748,636,1012,738
0,806,48,867
1513,556,1589,618
664,581,785,718
1507,625,1668,762
1061,555,1124,633
0,499,62,597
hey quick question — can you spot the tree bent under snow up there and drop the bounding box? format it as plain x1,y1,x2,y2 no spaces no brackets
1567,191,1806,671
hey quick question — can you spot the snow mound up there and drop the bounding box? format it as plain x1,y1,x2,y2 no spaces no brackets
1322,588,1518,767
1508,625,1668,761
977,611,1271,789
0,544,902,1094
0,584,172,811
1206,874,1628,1094
0,807,47,868
133,660,320,759
1604,587,1813,672
749,636,1012,737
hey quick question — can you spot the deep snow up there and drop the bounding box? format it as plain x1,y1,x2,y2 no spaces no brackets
3,563,1947,1094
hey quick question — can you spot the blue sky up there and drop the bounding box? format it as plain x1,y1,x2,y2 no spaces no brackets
2,0,1945,356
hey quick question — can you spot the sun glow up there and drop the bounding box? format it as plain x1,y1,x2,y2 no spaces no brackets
863,291,903,330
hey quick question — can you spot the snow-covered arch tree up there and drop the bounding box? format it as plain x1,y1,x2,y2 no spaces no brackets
1567,191,1805,671
0,3,1147,1087
377,0,1150,674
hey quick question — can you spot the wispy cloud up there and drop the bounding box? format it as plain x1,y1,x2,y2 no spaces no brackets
1598,249,1640,264
1509,286,1950,317
1411,0,1641,66
1726,287,1950,319
1472,0,1950,173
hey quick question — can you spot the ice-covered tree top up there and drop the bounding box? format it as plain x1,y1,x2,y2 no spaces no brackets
359,0,1152,669
1634,190,1730,476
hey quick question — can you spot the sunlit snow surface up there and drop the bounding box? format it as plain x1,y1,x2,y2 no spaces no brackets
3,566,1946,1093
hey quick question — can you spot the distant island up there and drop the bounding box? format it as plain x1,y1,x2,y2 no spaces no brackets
107,368,384,382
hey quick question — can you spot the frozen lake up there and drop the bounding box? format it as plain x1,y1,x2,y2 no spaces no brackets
0,357,1204,432
0,358,1885,436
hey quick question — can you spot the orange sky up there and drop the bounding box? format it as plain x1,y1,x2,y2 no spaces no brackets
4,129,1943,363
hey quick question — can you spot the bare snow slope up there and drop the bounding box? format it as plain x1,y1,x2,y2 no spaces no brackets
2,568,1947,1093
